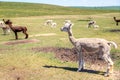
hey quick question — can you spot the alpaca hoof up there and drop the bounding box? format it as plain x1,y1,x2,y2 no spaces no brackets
25,37,28,39
104,73,110,77
77,70,80,72
25,38,28,39
77,68,84,72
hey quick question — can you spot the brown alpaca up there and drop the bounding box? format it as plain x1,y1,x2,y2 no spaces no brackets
3,19,28,39
113,17,120,26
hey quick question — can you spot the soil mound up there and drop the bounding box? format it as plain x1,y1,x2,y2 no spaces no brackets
32,47,106,66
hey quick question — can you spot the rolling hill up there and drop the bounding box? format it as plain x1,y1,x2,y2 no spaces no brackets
0,2,119,17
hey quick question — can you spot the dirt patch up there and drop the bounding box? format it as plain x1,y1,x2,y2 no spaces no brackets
32,47,106,66
32,47,120,79
3,39,39,45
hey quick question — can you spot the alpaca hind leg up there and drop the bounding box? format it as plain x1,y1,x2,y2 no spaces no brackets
103,54,114,77
23,31,28,39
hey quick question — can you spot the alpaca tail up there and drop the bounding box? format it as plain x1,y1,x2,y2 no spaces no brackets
108,41,117,49
24,27,27,31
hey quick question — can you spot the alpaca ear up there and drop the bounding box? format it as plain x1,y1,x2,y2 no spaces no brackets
70,23,74,28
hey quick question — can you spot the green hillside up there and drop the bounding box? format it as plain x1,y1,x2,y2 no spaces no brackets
72,6,120,10
0,2,119,17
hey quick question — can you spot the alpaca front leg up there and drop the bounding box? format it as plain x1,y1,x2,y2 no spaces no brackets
77,60,84,72
15,32,18,39
77,51,84,72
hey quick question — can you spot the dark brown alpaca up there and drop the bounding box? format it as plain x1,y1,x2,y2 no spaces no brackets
3,19,28,39
113,17,120,26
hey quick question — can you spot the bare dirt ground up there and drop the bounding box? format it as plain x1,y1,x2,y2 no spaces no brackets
3,39,39,45
32,47,106,66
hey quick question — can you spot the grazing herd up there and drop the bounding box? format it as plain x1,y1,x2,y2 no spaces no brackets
0,17,119,77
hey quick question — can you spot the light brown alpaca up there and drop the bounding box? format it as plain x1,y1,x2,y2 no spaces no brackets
113,17,120,26
60,23,117,77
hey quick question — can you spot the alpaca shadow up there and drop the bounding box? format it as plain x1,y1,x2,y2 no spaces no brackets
77,19,90,22
109,29,120,32
43,65,104,75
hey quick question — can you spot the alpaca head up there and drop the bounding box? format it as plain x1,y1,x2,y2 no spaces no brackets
61,23,73,32
4,19,12,25
113,17,116,19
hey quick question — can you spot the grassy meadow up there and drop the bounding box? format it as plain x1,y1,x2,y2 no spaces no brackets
0,2,120,80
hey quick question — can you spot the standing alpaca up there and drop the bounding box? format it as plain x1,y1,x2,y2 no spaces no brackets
60,23,117,77
3,19,28,39
0,21,10,35
113,17,120,26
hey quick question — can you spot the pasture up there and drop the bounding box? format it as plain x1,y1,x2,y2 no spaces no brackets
0,2,120,80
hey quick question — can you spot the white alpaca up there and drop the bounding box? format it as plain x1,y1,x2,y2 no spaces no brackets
93,24,99,28
61,23,117,77
0,20,10,34
51,22,57,28
44,20,53,26
87,20,96,28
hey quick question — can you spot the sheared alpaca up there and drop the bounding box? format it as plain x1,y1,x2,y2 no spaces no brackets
44,20,57,28
60,23,117,77
3,19,28,39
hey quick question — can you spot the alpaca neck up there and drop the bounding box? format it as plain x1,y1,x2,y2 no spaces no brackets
68,29,77,45
114,17,117,21
8,24,14,31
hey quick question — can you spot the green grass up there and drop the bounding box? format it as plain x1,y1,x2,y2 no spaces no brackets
0,2,120,80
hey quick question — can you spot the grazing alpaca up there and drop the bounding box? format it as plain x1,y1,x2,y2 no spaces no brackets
51,22,57,28
44,20,57,28
87,20,96,28
3,19,28,39
113,17,120,26
44,20,53,26
60,23,117,77
0,21,10,35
